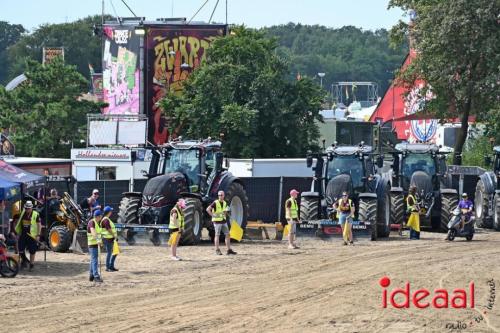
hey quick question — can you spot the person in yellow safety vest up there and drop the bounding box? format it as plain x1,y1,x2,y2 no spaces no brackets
14,201,42,270
335,191,355,245
87,209,103,283
207,190,237,256
406,185,420,240
169,198,186,261
101,206,118,272
285,189,300,249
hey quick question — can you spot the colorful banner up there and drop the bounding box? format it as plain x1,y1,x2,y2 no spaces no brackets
102,26,140,115
145,25,226,144
91,73,103,100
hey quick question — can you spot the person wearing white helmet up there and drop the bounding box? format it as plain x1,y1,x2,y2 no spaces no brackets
285,189,300,249
169,198,186,261
14,201,42,270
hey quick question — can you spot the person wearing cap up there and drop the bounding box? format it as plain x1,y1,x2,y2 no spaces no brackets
458,193,473,230
335,191,355,245
207,190,237,255
87,189,101,216
14,201,42,270
169,198,186,261
87,209,103,283
285,189,300,249
101,206,118,271
406,185,420,240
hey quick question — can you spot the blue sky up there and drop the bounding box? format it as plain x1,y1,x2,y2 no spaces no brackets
2,0,405,31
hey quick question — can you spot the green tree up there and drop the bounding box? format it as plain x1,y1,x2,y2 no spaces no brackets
0,58,102,158
0,21,26,84
262,23,407,97
5,15,109,83
160,27,324,158
389,0,500,164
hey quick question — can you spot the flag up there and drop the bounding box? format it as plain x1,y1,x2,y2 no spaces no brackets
168,231,180,246
283,224,291,237
112,240,120,255
229,220,244,242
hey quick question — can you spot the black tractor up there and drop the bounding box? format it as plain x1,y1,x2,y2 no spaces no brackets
474,146,500,229
117,138,249,245
388,143,458,231
299,143,391,240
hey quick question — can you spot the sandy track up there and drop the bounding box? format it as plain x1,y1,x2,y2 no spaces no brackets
2,230,500,333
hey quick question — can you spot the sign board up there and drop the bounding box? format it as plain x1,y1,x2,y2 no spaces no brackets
71,149,131,162
0,133,15,156
91,73,104,99
43,47,65,64
88,119,147,146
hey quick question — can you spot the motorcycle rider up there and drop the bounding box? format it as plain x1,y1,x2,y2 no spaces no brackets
458,193,473,230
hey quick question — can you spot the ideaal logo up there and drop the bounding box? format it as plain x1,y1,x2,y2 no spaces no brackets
379,276,475,309
379,277,496,331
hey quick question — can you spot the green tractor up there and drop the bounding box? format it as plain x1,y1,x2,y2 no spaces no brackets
299,143,391,240
388,143,458,231
474,146,500,229
117,138,249,245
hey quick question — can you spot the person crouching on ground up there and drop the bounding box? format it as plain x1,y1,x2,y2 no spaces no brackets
335,191,355,245
101,206,118,271
87,209,103,282
285,189,300,249
207,191,237,256
406,186,420,240
15,201,42,270
169,199,186,261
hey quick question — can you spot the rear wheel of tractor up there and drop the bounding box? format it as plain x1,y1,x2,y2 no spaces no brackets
118,196,141,225
225,182,249,230
180,198,203,245
48,225,72,252
359,198,377,241
377,186,391,238
493,194,500,231
390,192,405,227
441,193,459,232
300,196,319,221
475,179,492,228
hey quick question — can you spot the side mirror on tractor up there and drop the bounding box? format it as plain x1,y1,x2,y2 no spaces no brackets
215,152,224,173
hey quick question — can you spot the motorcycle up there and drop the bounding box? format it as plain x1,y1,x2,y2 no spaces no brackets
446,208,474,241
0,238,19,278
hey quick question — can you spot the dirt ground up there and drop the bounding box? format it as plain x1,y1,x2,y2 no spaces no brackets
2,229,500,333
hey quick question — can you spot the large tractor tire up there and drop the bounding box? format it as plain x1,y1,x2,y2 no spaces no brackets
48,225,72,252
180,198,203,245
475,179,492,228
441,193,459,232
390,192,405,226
377,186,391,238
117,195,141,225
300,196,320,221
359,197,378,241
225,182,249,229
493,194,500,231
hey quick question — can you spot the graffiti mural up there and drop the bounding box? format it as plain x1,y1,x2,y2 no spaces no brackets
102,27,140,114
146,26,226,144
404,84,438,143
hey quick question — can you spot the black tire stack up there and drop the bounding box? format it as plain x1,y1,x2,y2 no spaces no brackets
474,179,491,228
359,198,377,241
180,198,203,245
118,195,141,225
441,193,459,232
